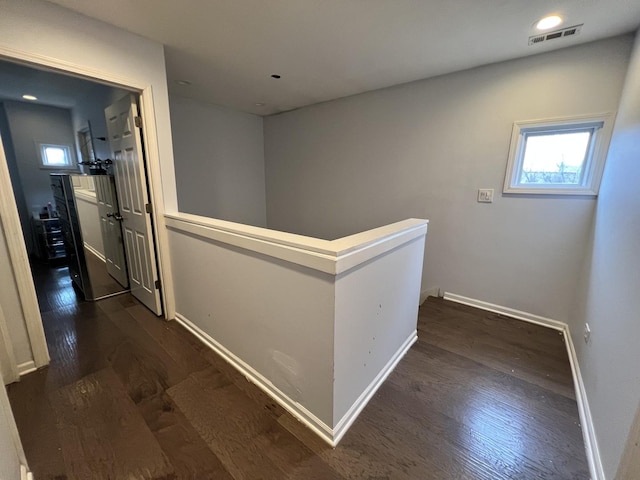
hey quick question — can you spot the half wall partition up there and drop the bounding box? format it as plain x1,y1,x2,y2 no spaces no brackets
165,212,428,445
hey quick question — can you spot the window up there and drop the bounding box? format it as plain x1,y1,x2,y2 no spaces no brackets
39,143,73,169
503,113,615,195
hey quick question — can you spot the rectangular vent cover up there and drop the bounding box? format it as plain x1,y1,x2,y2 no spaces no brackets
528,24,583,46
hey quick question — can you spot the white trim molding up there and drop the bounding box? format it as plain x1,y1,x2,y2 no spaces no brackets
420,286,441,305
21,465,33,480
16,361,37,377
84,242,106,263
503,112,616,196
165,212,428,275
0,132,50,370
0,301,19,384
443,292,566,331
137,91,176,321
176,313,417,447
0,365,29,473
443,292,603,480
564,328,605,480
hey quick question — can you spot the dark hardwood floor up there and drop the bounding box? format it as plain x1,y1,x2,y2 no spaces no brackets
8,264,589,479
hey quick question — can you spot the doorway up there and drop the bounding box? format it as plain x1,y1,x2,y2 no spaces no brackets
0,58,164,381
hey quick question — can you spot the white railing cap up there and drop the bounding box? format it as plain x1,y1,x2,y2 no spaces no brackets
165,212,428,274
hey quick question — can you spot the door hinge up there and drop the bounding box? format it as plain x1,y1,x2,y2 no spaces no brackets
134,116,143,128
155,279,161,290
145,203,152,214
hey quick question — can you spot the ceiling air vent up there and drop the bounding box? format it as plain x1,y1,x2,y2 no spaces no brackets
528,24,583,46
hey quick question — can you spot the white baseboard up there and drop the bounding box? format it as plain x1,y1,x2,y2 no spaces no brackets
564,327,604,480
21,464,33,480
174,313,335,446
175,313,416,448
17,360,36,376
420,286,440,305
333,331,417,445
443,292,566,331
84,242,106,263
443,291,603,480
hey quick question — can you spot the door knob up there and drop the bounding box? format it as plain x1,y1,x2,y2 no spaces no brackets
106,212,123,221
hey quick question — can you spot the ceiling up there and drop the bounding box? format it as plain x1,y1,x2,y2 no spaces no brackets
0,59,128,110
47,0,640,116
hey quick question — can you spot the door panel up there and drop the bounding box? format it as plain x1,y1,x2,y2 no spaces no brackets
105,94,162,315
95,175,128,288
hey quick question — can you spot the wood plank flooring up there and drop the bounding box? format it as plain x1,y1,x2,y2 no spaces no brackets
7,265,589,479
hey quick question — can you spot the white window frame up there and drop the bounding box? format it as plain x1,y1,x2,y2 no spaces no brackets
38,143,74,169
503,113,615,196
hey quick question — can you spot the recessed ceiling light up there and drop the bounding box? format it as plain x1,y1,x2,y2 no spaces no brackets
22,94,37,101
271,74,281,79
536,15,563,30
176,80,192,86
255,103,265,107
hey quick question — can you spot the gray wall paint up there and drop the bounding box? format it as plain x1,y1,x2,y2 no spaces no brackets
169,228,335,425
171,95,267,227
615,401,640,479
569,31,640,478
264,36,633,323
0,103,31,253
3,101,77,254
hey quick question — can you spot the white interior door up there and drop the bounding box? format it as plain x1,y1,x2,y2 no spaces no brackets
94,175,129,289
105,94,162,315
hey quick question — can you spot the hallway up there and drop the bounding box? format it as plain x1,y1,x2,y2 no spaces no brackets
7,265,589,479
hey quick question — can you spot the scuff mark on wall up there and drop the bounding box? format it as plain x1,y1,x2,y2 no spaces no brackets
268,349,303,402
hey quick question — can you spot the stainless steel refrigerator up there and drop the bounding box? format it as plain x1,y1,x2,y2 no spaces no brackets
51,173,129,300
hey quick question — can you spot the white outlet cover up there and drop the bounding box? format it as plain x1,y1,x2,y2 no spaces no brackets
478,188,494,203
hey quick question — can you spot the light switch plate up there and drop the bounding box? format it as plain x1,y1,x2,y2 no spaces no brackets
478,188,494,203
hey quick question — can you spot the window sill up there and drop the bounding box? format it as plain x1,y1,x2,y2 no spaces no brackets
503,186,598,196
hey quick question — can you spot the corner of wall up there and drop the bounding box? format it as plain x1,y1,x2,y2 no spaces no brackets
565,28,640,480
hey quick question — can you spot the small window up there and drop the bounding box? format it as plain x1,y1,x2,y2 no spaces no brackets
39,144,73,169
503,114,615,195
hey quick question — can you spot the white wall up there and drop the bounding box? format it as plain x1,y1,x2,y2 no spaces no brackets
3,101,77,237
264,36,633,323
569,31,640,479
170,95,267,226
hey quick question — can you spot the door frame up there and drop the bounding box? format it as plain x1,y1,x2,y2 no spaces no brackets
0,367,29,476
0,45,176,374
